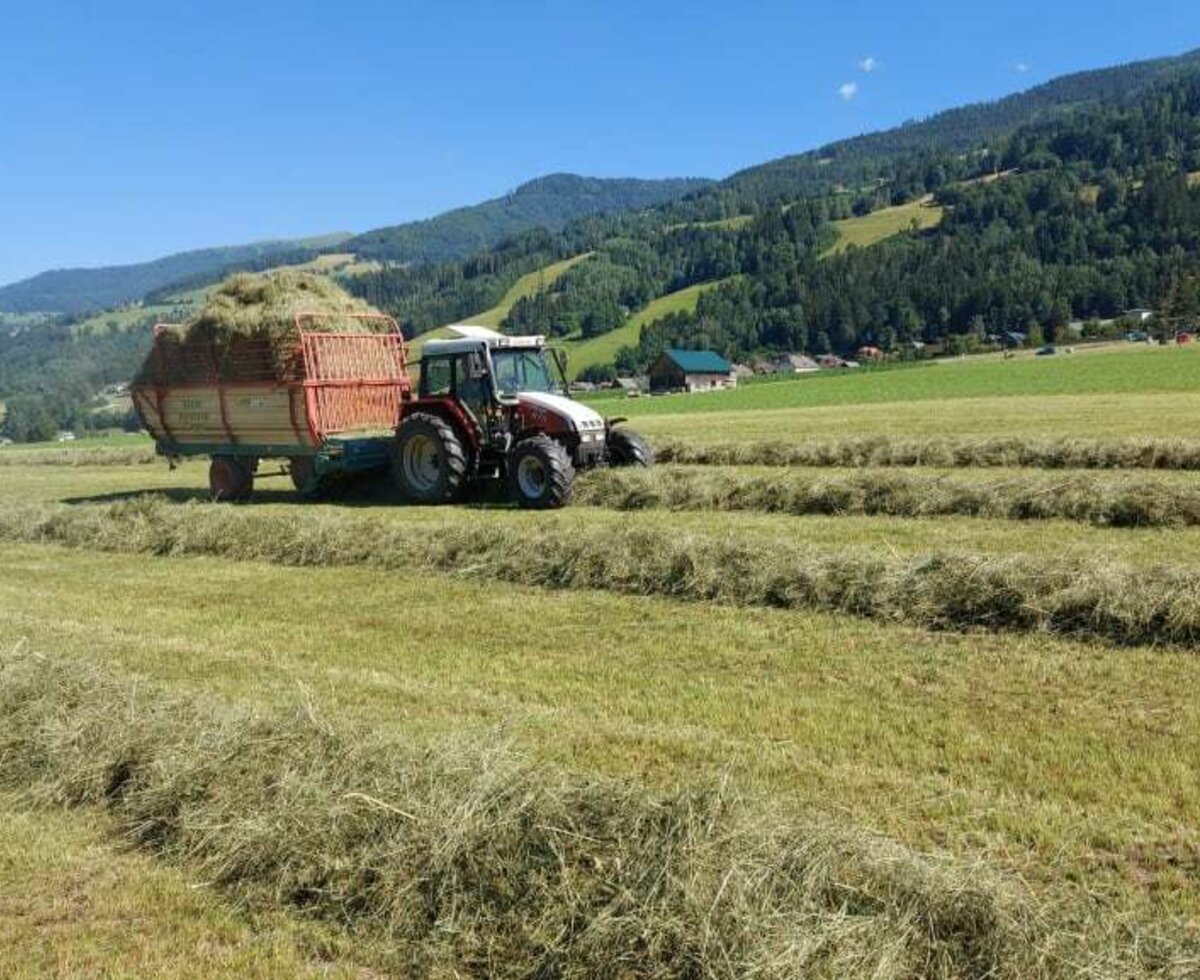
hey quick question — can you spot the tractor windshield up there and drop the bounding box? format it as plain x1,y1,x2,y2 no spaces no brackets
491,348,561,396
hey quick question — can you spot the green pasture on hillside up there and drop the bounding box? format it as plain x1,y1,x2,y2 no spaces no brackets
563,277,734,377
823,196,945,256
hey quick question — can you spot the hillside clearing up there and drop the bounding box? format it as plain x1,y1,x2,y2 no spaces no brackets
823,196,946,256
563,277,734,377
462,253,593,329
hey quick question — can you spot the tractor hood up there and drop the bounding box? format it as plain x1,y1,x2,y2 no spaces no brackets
517,391,605,432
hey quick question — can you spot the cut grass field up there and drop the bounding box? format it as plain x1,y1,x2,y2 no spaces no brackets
3,543,1200,929
3,332,1200,974
823,196,945,256
0,796,356,979
587,346,1200,442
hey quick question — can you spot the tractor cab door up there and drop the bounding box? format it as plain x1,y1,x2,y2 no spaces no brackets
420,350,496,444
454,351,494,435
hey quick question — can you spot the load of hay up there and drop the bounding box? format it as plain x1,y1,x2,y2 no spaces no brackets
134,271,388,385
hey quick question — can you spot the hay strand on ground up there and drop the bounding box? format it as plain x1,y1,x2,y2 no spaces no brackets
577,466,1200,527
0,446,158,467
654,435,1200,471
0,649,1164,979
2,497,1199,646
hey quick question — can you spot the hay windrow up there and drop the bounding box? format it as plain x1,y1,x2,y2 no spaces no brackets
1,649,1182,979
132,271,386,385
577,466,1200,527
654,435,1200,471
2,497,1199,646
0,446,159,467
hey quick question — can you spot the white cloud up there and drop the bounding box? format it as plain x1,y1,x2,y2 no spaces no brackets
1014,62,1030,74
858,56,877,72
838,81,859,101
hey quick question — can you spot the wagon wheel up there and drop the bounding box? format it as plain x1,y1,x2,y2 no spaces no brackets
209,457,254,503
288,456,322,499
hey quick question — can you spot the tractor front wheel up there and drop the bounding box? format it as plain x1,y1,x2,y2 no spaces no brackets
209,457,254,503
392,412,468,504
606,427,655,467
509,435,574,509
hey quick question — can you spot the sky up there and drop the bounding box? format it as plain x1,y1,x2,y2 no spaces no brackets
0,0,1197,285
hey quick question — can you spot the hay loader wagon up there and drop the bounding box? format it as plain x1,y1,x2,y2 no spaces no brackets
132,317,651,507
132,312,410,501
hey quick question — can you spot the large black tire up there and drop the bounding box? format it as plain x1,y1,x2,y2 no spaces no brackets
209,457,254,503
509,435,574,509
392,412,468,504
606,427,655,467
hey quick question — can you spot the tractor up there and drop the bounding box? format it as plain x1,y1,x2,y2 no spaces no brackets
393,325,652,508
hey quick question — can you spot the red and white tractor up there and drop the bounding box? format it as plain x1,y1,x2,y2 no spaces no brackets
392,325,652,508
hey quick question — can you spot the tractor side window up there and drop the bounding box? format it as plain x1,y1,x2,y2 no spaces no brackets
422,358,452,397
454,353,491,423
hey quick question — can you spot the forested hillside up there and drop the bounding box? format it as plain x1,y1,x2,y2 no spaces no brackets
0,322,148,440
0,234,350,315
344,68,1200,375
662,46,1200,221
640,77,1200,362
341,174,713,263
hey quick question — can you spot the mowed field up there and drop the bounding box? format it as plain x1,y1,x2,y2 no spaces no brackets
3,344,1200,976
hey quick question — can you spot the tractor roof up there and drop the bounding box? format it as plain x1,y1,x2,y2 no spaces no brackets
423,325,546,358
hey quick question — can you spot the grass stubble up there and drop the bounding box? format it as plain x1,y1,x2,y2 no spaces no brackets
2,650,1194,979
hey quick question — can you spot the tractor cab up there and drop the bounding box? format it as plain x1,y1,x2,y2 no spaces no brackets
394,325,652,509
419,326,609,469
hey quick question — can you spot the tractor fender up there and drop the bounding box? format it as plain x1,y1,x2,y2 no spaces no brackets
400,397,481,455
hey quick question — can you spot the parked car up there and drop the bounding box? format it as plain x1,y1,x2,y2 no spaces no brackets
1035,345,1057,356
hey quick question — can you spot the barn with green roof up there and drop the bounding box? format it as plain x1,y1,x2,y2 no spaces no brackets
647,349,735,393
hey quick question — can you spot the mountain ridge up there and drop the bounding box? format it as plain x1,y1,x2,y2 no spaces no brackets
0,175,712,315
340,173,715,264
0,233,352,316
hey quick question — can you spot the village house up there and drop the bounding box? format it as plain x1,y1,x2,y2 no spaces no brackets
774,353,821,374
647,349,735,393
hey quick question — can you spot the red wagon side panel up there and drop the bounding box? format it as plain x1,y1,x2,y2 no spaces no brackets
132,313,410,452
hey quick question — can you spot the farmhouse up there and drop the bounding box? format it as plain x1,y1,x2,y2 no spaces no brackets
774,353,821,374
647,349,735,393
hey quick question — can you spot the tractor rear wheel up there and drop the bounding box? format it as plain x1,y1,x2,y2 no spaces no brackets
509,435,574,509
606,427,655,467
392,412,468,504
209,457,254,503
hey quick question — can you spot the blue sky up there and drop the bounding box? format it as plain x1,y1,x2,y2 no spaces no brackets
0,0,1196,284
